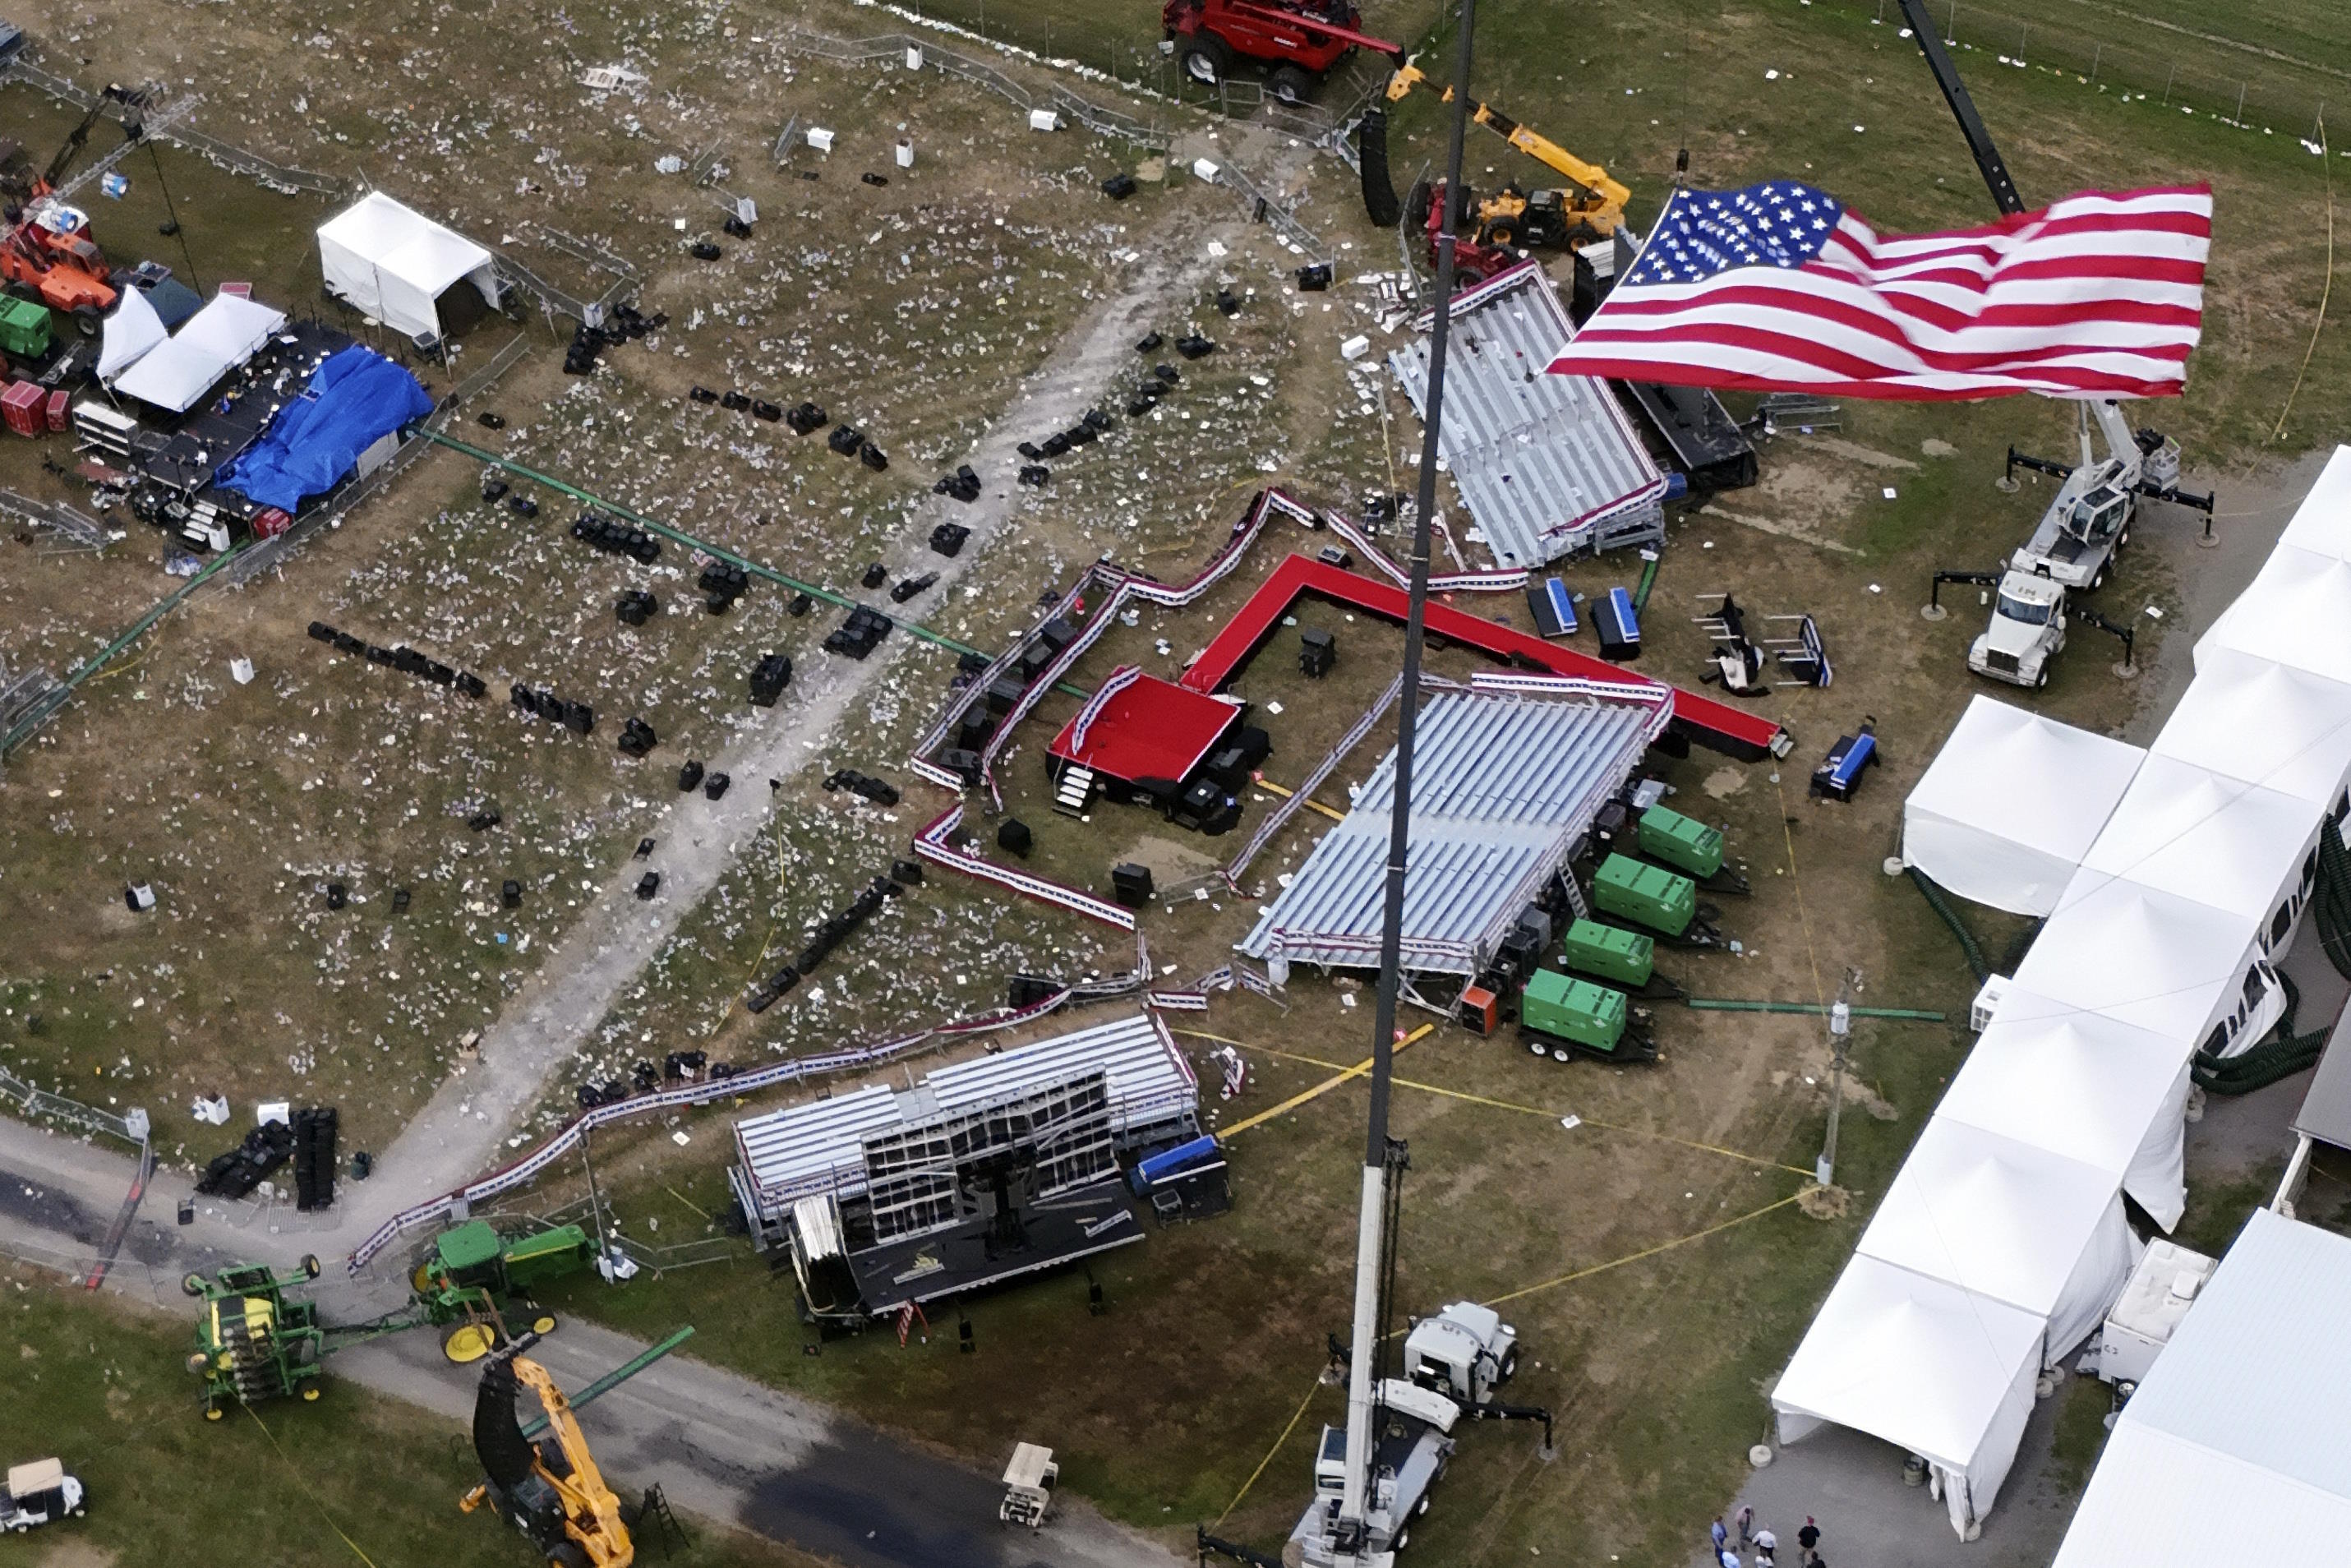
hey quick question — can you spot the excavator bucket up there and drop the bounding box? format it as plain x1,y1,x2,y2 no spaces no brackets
1357,108,1401,228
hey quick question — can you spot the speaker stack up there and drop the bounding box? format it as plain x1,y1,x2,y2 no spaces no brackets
292,1106,339,1211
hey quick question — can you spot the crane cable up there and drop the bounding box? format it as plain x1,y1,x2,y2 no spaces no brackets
2270,110,2333,442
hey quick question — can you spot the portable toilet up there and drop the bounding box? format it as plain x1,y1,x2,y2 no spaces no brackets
1636,805,1723,879
1592,854,1696,937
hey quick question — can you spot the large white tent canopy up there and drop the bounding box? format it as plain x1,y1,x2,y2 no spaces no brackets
1855,1118,2137,1359
108,293,288,413
95,283,165,381
1936,994,2192,1229
1772,1254,2045,1540
2273,445,2351,560
2197,543,2351,686
1902,695,2146,916
2052,1211,2351,1568
317,191,500,342
2150,647,2351,811
2009,871,2263,1042
2076,754,2319,939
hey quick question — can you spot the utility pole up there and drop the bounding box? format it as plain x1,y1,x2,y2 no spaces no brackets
1816,967,1860,1187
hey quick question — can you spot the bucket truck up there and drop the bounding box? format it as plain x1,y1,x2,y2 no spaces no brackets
1886,0,2216,687
1963,400,2210,686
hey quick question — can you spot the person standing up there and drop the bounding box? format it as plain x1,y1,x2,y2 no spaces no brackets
1754,1526,1778,1567
1713,1518,1730,1559
1798,1517,1821,1565
1735,1506,1755,1547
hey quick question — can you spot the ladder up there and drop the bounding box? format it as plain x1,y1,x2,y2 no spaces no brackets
1053,763,1095,818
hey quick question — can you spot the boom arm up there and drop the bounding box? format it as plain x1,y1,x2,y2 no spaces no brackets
1223,0,1402,61
1894,0,2023,214
1385,63,1630,210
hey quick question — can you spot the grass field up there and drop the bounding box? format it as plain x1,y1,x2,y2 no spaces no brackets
0,1268,823,1568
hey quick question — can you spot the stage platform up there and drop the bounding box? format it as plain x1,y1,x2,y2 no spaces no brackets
848,1183,1143,1317
1048,666,1243,787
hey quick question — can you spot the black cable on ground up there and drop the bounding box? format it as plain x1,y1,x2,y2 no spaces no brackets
2195,970,2330,1095
2314,817,2351,982
1906,867,1989,983
1997,917,2042,978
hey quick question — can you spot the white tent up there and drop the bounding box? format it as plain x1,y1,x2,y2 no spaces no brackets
2051,1210,2351,1568
2150,648,2351,813
108,293,288,413
1856,1117,2137,1359
1902,695,2146,915
1772,1253,2046,1539
2273,445,2351,560
2008,870,2264,1043
95,284,165,381
1938,993,2192,1229
2077,754,2321,946
317,191,500,342
2197,544,2351,687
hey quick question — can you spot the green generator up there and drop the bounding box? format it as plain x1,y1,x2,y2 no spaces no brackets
1560,918,1653,988
1592,854,1697,937
1637,806,1722,879
1520,970,1655,1063
0,296,51,362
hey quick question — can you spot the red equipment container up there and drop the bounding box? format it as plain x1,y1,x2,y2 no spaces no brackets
1,379,46,436
252,507,293,539
43,387,67,431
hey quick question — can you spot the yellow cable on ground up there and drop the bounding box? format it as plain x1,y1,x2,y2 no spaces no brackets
2273,112,2333,443
1480,1191,1809,1308
1210,1023,1433,1137
1252,777,1348,822
1176,1030,1813,1176
1214,1375,1324,1526
1213,1190,1808,1526
242,1404,385,1567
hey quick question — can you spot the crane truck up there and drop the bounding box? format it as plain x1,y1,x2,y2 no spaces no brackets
1880,0,2215,689
464,1330,637,1568
0,83,145,322
1961,399,2211,687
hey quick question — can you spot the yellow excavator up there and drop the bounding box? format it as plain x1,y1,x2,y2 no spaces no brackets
1364,63,1631,282
463,1332,634,1568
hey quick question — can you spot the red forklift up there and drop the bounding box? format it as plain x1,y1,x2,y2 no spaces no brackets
1161,0,1401,103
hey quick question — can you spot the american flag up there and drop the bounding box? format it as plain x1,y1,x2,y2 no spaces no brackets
1545,180,2212,400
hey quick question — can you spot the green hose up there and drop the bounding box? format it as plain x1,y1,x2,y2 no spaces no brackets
1906,868,1989,983
2194,969,2329,1095
1632,553,1659,613
2315,818,2351,981
1685,998,1947,1022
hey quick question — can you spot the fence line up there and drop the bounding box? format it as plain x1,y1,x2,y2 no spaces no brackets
0,1062,150,1146
2,53,349,197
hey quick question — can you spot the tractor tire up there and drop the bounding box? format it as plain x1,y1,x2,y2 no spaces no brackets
1267,64,1312,105
182,1271,208,1297
72,306,99,338
1180,33,1230,87
301,1253,322,1280
1459,265,1491,289
1486,223,1517,249
1500,1345,1520,1383
1405,178,1435,233
550,1545,592,1568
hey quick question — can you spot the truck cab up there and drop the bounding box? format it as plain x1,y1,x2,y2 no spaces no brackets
2011,461,2131,591
1969,570,2067,688
1291,1381,1458,1566
1403,1301,1519,1405
2,1459,86,1532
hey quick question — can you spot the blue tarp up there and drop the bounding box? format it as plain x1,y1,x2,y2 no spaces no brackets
219,344,432,513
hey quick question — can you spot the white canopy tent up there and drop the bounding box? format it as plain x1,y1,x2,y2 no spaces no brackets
2008,871,2265,1043
317,191,500,342
1855,1117,2137,1359
1772,1254,2046,1540
108,293,288,414
2272,444,2351,560
1937,993,2192,1229
2197,544,2351,687
2051,1210,2351,1568
2076,754,2321,948
1902,695,2146,915
2150,648,2351,813
95,284,165,381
